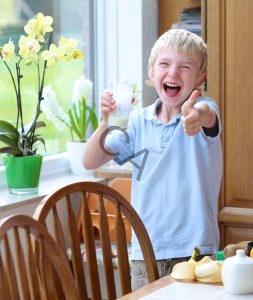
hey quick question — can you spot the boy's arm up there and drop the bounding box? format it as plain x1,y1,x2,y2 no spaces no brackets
83,90,116,169
82,120,114,169
194,102,218,137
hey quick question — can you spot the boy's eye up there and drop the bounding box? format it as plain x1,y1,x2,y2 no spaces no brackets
181,65,190,69
159,62,169,66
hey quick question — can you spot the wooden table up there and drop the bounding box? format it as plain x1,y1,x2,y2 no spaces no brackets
93,162,132,180
118,276,176,299
118,276,253,300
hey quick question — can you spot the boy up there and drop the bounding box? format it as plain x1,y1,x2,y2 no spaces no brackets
83,29,222,289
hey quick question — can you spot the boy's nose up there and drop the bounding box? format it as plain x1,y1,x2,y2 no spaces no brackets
167,65,178,76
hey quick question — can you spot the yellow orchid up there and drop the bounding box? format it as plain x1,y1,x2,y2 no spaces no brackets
1,40,15,60
37,12,53,35
72,49,84,60
41,44,66,65
59,37,78,49
42,37,84,64
18,36,40,59
24,12,53,43
0,12,83,157
58,37,79,57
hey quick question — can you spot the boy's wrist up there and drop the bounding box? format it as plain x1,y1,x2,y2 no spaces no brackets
100,119,108,125
195,103,216,129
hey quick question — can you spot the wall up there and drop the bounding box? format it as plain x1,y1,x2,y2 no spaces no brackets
142,0,159,106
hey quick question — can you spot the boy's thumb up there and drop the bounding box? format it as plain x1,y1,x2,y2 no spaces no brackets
181,90,200,116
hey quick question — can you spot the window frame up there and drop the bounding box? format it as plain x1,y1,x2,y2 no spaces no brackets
0,0,158,187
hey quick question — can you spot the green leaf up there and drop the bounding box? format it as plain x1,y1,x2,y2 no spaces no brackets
0,134,19,148
68,109,82,140
66,97,98,142
79,98,86,138
0,120,20,148
0,120,19,137
0,120,45,156
0,146,22,156
86,105,98,129
35,121,46,129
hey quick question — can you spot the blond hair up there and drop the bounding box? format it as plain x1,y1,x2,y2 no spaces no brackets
148,29,207,80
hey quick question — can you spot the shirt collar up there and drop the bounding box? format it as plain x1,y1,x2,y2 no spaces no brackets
144,98,181,125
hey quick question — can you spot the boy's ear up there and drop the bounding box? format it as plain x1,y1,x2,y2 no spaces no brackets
148,69,154,81
195,73,207,88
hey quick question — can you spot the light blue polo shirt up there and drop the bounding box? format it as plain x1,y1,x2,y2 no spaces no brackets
105,96,222,260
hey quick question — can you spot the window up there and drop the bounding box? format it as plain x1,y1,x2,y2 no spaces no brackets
0,0,158,172
0,0,92,157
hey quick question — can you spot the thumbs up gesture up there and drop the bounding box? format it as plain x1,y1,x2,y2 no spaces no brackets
181,90,201,136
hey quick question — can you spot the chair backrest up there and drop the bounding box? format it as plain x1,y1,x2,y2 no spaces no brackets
107,177,132,242
86,177,132,213
0,214,80,300
105,177,132,213
86,178,132,242
110,177,132,201
33,181,159,300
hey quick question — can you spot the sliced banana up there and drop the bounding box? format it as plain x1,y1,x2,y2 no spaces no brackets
196,255,213,265
195,260,222,278
195,270,222,283
170,248,223,283
171,261,195,280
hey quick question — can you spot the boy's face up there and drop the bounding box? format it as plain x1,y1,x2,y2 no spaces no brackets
149,47,204,110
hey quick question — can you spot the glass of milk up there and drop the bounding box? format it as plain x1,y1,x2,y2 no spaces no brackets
108,82,133,128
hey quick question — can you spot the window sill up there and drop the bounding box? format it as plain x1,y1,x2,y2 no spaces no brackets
0,152,106,213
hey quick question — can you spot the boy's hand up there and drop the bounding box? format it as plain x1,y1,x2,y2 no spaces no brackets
100,90,116,122
181,90,201,136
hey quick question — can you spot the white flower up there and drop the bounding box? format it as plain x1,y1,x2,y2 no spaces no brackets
72,75,93,105
41,85,70,131
42,77,98,142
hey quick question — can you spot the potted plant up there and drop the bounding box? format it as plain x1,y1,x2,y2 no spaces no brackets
41,75,99,175
0,12,83,193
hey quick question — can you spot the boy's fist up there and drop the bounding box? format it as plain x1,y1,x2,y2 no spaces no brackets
181,90,200,116
181,90,201,136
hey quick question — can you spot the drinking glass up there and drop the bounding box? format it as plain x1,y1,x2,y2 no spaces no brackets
108,82,133,128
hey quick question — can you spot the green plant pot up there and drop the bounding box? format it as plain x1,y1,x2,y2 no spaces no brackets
3,154,43,195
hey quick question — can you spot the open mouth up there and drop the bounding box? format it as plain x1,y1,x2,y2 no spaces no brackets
163,83,181,96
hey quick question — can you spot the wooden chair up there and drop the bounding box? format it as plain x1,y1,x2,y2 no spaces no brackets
0,214,80,300
87,178,132,243
33,181,159,300
110,177,132,202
